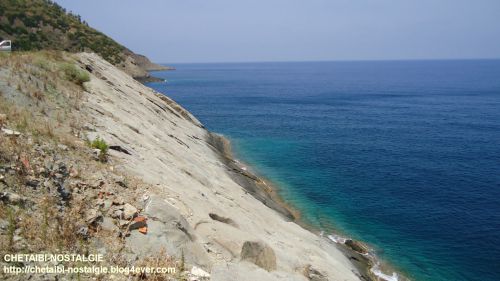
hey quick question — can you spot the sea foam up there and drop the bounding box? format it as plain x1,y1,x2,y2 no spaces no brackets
327,234,347,244
327,233,399,281
371,264,399,281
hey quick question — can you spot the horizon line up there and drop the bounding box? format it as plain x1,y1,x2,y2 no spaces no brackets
156,57,500,65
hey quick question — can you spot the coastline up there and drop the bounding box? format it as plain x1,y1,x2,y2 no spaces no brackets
134,66,175,83
1,50,391,281
48,51,405,281
134,75,166,83
76,52,368,280
205,131,408,281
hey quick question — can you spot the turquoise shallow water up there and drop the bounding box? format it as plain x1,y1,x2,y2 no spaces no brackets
148,60,500,281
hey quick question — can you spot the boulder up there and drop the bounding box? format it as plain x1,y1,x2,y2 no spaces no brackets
85,209,102,225
122,203,138,219
190,266,210,279
240,241,277,271
304,265,328,281
100,217,119,232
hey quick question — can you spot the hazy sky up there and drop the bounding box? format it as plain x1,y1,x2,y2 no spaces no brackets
55,0,500,63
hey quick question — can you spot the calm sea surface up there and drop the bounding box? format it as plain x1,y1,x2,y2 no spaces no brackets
148,60,500,281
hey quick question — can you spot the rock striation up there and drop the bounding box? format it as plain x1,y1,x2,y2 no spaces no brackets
76,52,364,281
0,51,369,280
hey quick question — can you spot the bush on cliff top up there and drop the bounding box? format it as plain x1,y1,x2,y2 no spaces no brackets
0,0,125,64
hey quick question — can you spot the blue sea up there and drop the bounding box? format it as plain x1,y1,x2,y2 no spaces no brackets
147,60,500,281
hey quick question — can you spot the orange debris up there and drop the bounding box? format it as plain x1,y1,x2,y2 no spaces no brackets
138,226,147,234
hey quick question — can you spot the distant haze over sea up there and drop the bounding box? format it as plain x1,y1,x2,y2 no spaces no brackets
55,0,500,63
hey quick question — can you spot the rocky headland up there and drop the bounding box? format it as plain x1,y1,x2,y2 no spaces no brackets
0,51,379,281
0,1,402,280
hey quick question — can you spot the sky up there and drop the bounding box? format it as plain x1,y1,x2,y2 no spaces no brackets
54,0,500,63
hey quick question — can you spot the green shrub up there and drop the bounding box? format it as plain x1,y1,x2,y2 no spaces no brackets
90,137,108,162
60,63,90,86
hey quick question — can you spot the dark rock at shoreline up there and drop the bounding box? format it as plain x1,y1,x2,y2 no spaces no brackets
345,239,370,255
134,75,165,84
206,132,296,222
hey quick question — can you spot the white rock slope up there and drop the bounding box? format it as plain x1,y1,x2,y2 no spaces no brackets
77,52,363,281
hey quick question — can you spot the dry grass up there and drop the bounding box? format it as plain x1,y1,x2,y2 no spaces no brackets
0,51,88,111
133,249,180,281
0,51,187,280
0,206,17,252
17,196,88,252
0,97,57,139
0,136,32,192
0,51,92,145
0,137,95,278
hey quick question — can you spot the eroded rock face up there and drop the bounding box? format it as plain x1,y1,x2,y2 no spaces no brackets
75,52,363,281
240,241,277,271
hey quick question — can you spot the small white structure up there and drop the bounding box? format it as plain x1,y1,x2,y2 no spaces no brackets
0,40,12,52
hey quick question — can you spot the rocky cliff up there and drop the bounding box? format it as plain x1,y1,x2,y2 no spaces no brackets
0,51,369,281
